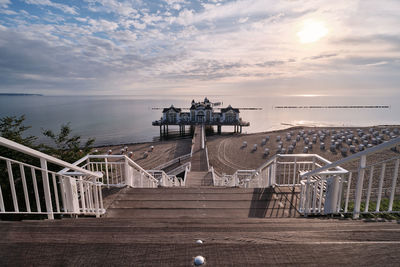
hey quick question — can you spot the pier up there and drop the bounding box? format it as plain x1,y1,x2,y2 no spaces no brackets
185,125,213,186
152,97,250,137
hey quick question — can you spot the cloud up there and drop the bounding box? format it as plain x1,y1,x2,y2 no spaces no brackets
88,19,119,32
305,53,338,60
24,0,78,15
84,0,138,17
0,0,400,96
0,0,10,8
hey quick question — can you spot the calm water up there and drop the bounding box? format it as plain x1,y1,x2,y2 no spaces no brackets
0,95,398,146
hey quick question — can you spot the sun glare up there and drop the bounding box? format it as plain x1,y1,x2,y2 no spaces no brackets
297,20,328,44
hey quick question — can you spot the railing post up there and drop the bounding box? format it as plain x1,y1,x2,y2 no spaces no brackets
324,175,340,215
293,156,297,185
388,159,399,212
93,177,100,217
353,155,367,219
124,157,133,187
312,156,316,170
304,175,311,216
40,158,54,219
64,175,80,214
271,157,277,185
6,161,19,212
140,171,144,187
105,157,110,188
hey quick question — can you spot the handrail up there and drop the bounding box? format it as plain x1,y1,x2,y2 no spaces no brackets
58,154,90,174
301,137,400,178
255,155,277,172
153,153,191,170
205,145,210,170
0,155,84,180
0,137,102,178
166,162,191,175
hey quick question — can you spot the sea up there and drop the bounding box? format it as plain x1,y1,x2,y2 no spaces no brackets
0,94,398,146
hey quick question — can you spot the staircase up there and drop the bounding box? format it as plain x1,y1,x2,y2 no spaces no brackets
185,125,213,187
185,172,213,187
104,186,300,219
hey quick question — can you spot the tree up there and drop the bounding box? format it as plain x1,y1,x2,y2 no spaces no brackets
0,116,96,218
41,123,95,163
0,115,37,147
0,115,39,169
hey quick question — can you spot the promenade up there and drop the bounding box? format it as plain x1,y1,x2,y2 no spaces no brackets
186,125,213,187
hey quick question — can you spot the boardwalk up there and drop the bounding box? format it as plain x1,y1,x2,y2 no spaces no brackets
186,125,213,187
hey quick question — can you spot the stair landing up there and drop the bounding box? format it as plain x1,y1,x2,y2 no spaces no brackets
104,186,300,219
185,171,213,187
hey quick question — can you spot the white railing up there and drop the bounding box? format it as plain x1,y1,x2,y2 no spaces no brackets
166,162,191,176
60,155,159,188
146,170,175,187
300,137,400,218
153,153,191,171
210,166,217,186
205,145,210,170
213,154,342,189
0,137,104,219
182,164,190,187
201,125,205,150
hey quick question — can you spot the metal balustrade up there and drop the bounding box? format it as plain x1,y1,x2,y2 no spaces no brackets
147,170,181,187
0,137,181,219
300,137,400,218
60,155,159,188
212,154,344,189
0,137,104,219
166,162,191,176
153,153,191,171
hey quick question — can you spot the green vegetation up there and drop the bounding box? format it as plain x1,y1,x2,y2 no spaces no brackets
0,115,96,218
344,199,400,220
1,115,95,164
41,123,95,163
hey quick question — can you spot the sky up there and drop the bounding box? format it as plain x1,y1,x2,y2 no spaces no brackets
0,0,399,96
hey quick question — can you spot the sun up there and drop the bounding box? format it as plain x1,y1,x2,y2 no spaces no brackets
297,20,328,43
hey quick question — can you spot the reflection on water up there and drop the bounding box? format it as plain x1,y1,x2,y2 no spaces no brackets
0,94,398,146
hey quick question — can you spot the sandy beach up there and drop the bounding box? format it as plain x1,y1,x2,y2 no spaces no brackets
98,125,400,174
95,138,192,170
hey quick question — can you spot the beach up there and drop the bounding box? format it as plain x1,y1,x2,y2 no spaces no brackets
97,125,400,174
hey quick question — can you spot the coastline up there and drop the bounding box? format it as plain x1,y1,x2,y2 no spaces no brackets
96,125,400,173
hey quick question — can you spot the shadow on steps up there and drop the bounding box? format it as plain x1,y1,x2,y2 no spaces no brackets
248,187,300,218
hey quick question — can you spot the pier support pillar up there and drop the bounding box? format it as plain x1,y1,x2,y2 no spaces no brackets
240,126,242,133
217,125,221,134
166,125,169,136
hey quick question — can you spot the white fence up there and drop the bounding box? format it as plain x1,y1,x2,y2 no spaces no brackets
0,137,104,219
147,170,182,187
0,137,182,220
300,137,400,218
153,153,191,171
60,155,159,188
212,154,344,188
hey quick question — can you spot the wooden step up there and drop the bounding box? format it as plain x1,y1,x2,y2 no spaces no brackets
1,217,400,266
